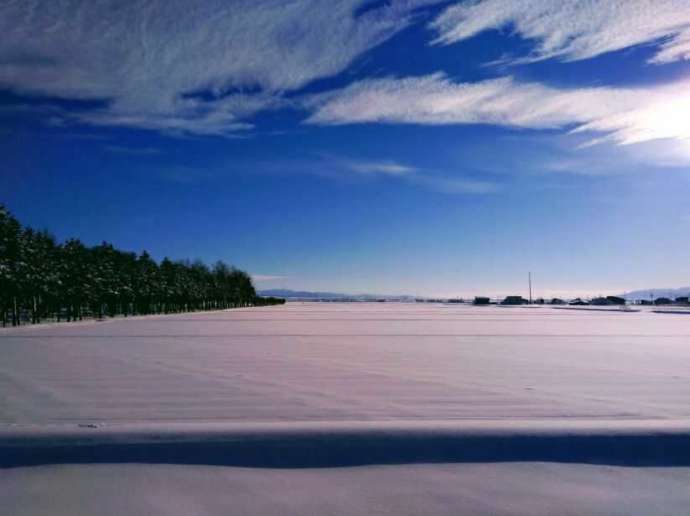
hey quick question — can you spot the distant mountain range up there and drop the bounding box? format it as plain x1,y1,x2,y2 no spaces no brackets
260,287,690,302
621,287,690,301
258,289,415,301
258,289,349,299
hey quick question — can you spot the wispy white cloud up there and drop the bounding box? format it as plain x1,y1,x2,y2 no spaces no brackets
0,0,435,135
431,0,690,64
306,72,690,146
411,174,499,194
149,154,499,194
345,160,418,176
338,156,499,193
540,137,690,176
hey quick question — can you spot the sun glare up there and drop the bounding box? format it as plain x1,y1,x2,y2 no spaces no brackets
641,90,690,143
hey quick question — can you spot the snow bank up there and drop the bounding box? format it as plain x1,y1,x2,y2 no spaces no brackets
3,463,690,516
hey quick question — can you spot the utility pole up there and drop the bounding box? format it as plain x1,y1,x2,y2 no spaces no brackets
528,272,533,304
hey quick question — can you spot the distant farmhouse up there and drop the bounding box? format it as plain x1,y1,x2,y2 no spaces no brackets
591,296,626,306
501,296,528,305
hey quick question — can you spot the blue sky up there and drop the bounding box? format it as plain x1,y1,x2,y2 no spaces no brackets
2,0,690,297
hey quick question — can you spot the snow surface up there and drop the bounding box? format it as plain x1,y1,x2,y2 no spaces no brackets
2,303,690,424
3,303,690,515
3,463,690,516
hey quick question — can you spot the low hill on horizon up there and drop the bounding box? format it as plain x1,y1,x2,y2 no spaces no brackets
621,287,690,301
258,289,349,300
258,289,416,301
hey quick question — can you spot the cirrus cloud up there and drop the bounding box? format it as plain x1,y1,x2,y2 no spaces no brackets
306,72,690,146
340,157,499,193
431,0,690,64
0,0,437,135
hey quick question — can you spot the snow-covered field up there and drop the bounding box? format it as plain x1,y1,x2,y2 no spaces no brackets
2,302,690,514
3,302,690,424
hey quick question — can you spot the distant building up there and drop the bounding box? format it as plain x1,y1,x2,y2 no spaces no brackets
591,296,626,306
569,298,589,306
473,297,491,305
501,296,528,305
606,296,626,305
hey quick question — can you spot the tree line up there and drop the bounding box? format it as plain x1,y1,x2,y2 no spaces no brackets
0,205,284,327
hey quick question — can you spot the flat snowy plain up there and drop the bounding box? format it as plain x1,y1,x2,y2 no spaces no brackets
2,302,690,515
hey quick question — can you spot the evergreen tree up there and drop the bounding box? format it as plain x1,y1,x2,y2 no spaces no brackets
0,204,284,326
0,206,22,326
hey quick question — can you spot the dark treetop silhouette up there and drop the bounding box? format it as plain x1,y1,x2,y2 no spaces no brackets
0,205,284,327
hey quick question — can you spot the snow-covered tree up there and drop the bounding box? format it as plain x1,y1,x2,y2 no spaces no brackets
0,204,283,326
